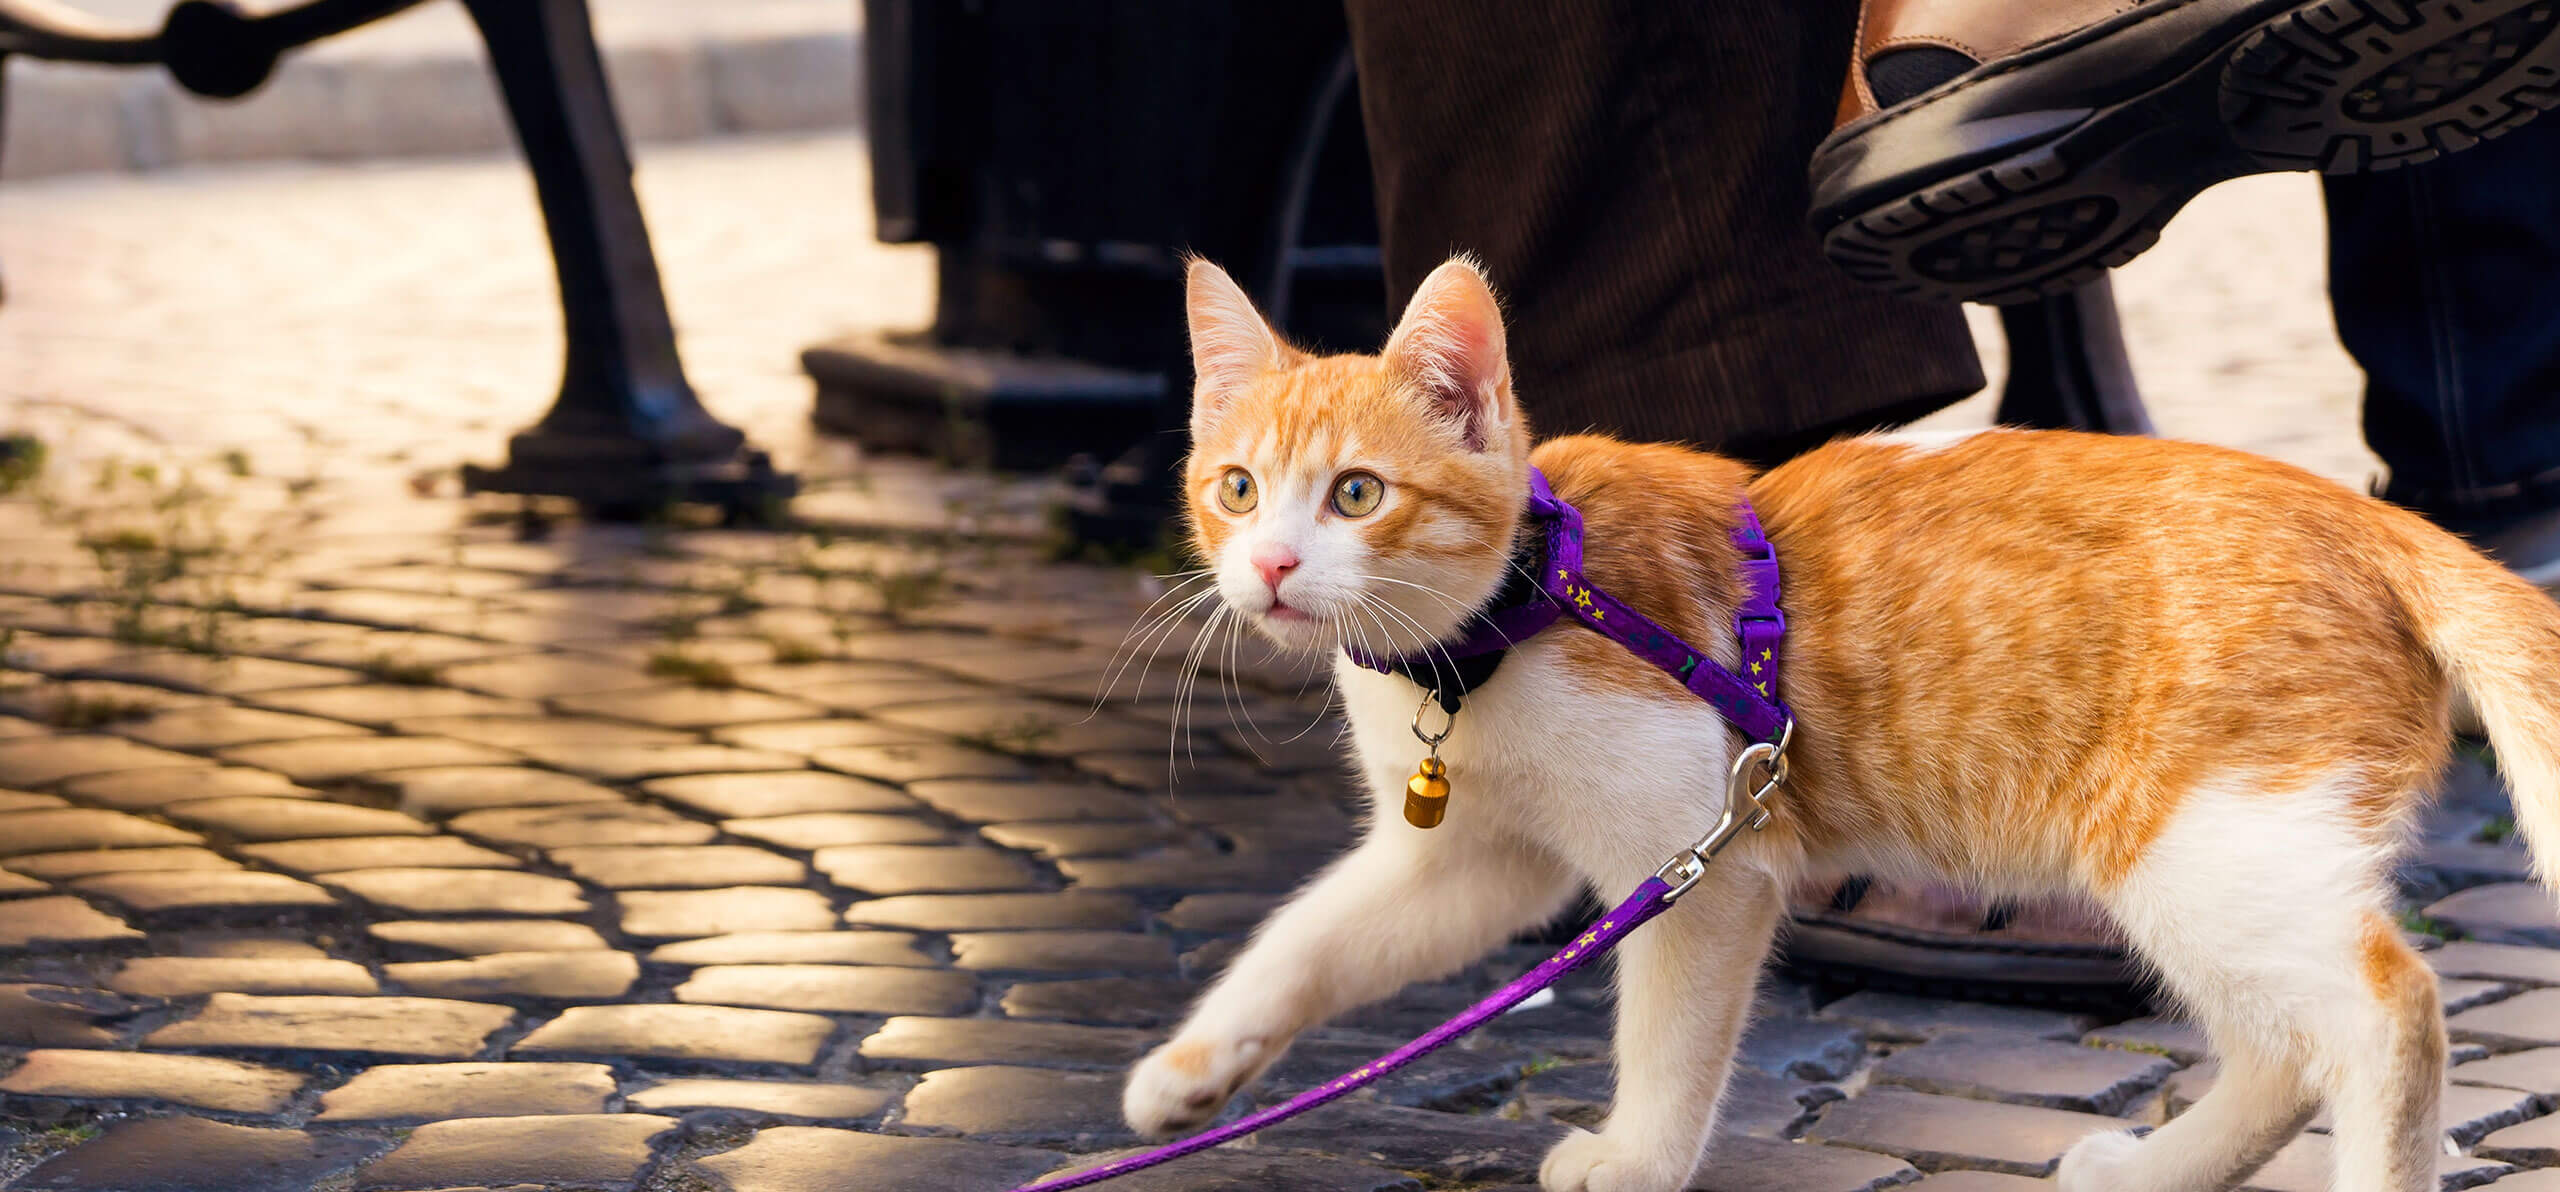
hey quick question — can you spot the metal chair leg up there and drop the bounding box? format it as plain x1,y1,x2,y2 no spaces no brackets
1993,276,2155,435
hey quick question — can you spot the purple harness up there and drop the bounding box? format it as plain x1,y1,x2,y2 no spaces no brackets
1006,468,1791,1192
1347,467,1791,742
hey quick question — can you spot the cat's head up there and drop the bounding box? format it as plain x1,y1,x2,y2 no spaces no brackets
1181,255,1532,655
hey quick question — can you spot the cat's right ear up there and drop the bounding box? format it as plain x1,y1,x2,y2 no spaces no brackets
1186,259,1290,441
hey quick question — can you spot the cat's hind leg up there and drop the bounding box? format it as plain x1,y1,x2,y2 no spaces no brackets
2062,777,2437,1192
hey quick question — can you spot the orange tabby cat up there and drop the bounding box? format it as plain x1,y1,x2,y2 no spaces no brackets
1121,255,2560,1192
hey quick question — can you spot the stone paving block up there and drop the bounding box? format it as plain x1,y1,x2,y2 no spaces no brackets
690,1127,1066,1192
1802,1088,2126,1176
351,1113,678,1192
905,779,1154,824
0,735,213,786
714,718,941,754
812,742,1038,784
1264,1033,1531,1112
999,977,1197,1028
1688,1135,1926,1192
1258,1099,1567,1183
676,963,977,1016
451,801,717,848
551,843,808,888
239,835,520,875
321,867,590,915
0,808,201,855
252,684,544,728
514,1004,837,1066
2481,1172,2560,1190
2083,1015,2212,1064
1024,1150,1424,1192
3,846,239,879
517,741,807,781
2431,883,2560,947
0,868,44,894
950,930,1178,973
724,812,949,850
620,886,838,938
1156,892,1282,934
218,736,520,783
860,1015,1156,1070
146,993,516,1058
86,652,357,696
0,983,129,1045
1872,1030,2175,1115
314,1061,619,1121
440,655,658,700
372,918,613,956
725,661,930,694
2454,988,2560,1050
60,764,314,809
393,715,694,752
794,678,1007,715
2434,941,2560,986
0,896,143,949
117,705,370,750
0,789,67,812
71,868,338,914
1897,1173,2050,1192
1057,850,1317,892
2247,1131,2508,1190
180,936,334,960
2458,1046,2560,1096
643,769,916,818
896,1065,1133,1144
814,843,1044,895
386,765,627,817
2446,977,2522,1014
558,685,828,729
845,891,1139,932
12,1116,384,1192
982,821,1189,860
626,1077,895,1120
0,1048,304,1113
649,930,938,968
386,951,642,1001
163,795,436,840
108,956,378,996
1816,992,2099,1043
1739,1014,1871,1082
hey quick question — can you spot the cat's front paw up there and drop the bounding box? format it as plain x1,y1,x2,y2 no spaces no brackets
1121,1033,1274,1138
2055,1129,2146,1192
1538,1127,1692,1192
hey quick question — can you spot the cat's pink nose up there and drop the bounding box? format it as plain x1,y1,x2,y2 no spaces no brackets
1251,544,1300,595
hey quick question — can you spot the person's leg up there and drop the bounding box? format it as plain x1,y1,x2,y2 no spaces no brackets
2328,112,2560,569
1342,0,1982,460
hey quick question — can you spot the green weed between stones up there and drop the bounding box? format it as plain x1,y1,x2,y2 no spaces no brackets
647,649,739,689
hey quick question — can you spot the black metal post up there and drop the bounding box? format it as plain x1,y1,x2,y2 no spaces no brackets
455,0,793,517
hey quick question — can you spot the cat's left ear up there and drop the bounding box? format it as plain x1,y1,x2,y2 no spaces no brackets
1383,256,1515,452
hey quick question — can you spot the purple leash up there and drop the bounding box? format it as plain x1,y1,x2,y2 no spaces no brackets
1008,878,1682,1192
1008,468,1796,1191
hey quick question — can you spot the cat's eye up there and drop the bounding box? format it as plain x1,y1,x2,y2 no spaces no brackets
1215,467,1258,514
1331,471,1385,518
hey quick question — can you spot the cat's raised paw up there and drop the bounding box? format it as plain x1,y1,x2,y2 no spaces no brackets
1537,1127,1690,1192
1121,1034,1270,1138
2055,1129,2147,1192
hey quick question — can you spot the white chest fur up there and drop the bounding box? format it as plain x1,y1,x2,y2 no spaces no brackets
1332,640,1754,889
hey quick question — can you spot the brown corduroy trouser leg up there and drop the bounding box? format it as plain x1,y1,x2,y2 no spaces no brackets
1343,0,1983,463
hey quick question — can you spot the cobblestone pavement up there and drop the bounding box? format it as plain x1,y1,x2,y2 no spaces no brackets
0,138,2549,1191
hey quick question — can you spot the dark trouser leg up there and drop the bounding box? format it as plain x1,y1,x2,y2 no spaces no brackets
1341,0,1982,461
2328,114,2560,535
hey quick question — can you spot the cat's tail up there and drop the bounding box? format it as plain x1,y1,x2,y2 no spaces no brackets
2389,519,2560,889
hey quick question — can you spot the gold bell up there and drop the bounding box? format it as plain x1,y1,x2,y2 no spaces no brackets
1404,756,1450,829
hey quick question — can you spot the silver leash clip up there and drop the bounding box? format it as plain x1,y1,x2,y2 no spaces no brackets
1655,720,1792,901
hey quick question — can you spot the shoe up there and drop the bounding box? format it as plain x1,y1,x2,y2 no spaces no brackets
1809,0,2560,305
1782,877,2146,1008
